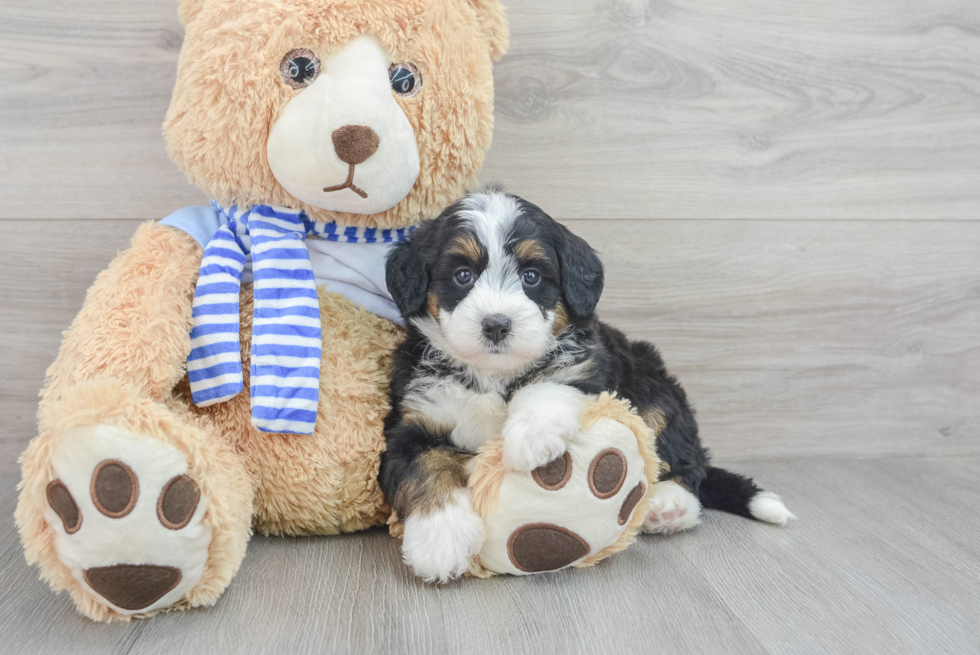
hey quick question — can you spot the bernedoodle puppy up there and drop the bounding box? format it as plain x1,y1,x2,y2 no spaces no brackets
380,189,793,582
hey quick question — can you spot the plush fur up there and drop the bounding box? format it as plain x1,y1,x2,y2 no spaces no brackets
165,0,507,229
465,392,663,577
379,191,794,579
17,0,508,621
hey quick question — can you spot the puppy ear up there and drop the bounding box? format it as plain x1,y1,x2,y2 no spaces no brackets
555,225,604,317
386,214,450,317
386,240,429,318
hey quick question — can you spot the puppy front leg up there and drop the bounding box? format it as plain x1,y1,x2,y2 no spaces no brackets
502,382,591,472
379,425,483,583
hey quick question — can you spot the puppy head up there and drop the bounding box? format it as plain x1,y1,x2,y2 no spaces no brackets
386,190,604,375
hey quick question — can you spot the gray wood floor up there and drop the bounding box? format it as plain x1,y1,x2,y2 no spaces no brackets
1,457,979,654
2,0,979,652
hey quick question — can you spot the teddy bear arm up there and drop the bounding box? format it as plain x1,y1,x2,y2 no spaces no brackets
41,222,202,405
19,221,255,620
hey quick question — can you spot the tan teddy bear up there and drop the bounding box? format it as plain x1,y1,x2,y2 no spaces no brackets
15,0,659,622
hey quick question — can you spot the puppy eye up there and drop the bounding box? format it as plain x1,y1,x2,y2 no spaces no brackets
280,48,321,89
389,63,422,97
522,270,540,286
454,268,473,285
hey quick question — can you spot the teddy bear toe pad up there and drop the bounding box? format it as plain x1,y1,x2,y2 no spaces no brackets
506,523,591,573
83,564,182,611
44,424,211,614
478,418,649,575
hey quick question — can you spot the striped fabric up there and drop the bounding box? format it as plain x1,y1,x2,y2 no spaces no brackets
188,203,415,435
217,201,416,244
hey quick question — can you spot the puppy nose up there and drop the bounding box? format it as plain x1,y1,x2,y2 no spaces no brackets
332,125,380,165
482,315,512,344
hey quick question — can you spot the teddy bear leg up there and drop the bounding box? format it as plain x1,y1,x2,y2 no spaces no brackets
16,223,253,620
470,395,660,576
17,379,253,621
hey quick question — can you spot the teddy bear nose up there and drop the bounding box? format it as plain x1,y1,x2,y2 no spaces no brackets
332,125,380,165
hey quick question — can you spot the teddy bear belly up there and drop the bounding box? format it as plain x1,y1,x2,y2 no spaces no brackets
184,285,405,536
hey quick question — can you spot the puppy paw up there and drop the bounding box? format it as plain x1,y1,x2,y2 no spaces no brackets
402,490,485,583
477,417,651,575
501,416,571,472
502,383,589,472
642,480,702,535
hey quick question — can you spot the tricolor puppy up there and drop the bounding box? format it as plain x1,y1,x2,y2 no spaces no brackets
379,190,793,582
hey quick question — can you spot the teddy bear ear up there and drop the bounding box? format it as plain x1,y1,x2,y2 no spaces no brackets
467,0,510,62
177,0,208,27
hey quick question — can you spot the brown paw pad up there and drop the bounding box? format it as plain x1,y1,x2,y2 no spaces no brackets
46,480,82,534
91,459,139,518
83,564,181,611
588,448,627,499
532,452,572,490
619,482,646,525
157,475,201,530
507,523,590,573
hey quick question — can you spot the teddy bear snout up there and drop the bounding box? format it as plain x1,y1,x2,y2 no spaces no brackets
332,125,380,165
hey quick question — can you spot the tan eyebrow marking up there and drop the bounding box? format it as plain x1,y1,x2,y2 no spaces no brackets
427,293,440,323
448,235,483,262
514,239,546,261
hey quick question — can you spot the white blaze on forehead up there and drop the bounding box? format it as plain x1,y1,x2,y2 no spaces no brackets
457,191,523,290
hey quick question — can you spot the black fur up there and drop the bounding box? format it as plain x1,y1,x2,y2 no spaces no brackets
380,192,773,524
552,223,604,317
385,239,428,317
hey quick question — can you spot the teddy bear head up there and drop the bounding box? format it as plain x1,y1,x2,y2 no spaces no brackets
164,0,508,229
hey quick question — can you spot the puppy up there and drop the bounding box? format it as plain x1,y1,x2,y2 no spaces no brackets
379,189,793,582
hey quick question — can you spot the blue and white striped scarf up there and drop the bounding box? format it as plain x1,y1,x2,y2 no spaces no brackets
188,202,415,435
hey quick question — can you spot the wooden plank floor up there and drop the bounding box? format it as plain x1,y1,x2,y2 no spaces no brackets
1,457,979,654
2,0,980,652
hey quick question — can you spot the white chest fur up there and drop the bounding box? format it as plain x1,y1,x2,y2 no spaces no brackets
403,377,508,453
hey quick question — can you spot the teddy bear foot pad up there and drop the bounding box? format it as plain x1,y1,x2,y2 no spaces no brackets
472,413,653,576
43,424,211,614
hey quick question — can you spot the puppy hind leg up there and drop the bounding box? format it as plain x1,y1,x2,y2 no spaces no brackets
642,479,702,535
380,431,482,583
401,487,484,583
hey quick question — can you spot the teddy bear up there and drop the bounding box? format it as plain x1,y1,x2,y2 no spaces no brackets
15,0,659,621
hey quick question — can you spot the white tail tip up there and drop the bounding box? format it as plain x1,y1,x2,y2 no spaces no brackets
749,491,796,525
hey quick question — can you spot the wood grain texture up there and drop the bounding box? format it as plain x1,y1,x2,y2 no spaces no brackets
0,0,206,218
2,456,979,654
3,219,977,463
0,220,138,466
483,0,980,219
2,0,980,219
677,458,980,654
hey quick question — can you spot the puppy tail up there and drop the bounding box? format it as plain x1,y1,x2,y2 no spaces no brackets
697,466,795,525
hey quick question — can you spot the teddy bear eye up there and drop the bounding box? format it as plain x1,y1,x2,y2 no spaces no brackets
389,63,422,97
280,48,321,89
